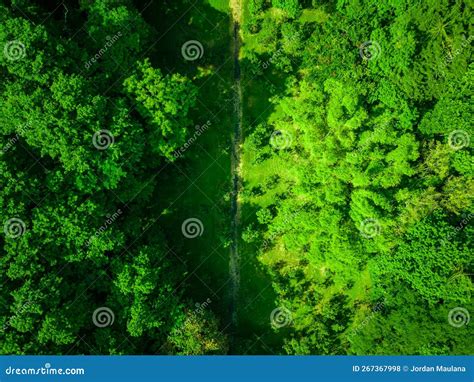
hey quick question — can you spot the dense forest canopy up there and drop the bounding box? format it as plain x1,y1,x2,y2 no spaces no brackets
0,0,227,355
241,0,473,354
0,0,473,355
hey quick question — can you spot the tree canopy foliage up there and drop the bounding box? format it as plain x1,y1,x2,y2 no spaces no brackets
241,0,473,355
0,0,227,355
0,0,472,356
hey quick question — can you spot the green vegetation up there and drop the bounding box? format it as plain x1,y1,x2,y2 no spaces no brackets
240,0,473,354
0,0,472,356
0,0,230,355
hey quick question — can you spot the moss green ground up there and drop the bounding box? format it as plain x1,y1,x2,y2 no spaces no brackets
141,0,284,353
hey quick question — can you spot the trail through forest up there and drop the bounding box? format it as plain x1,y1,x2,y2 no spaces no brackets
229,0,242,333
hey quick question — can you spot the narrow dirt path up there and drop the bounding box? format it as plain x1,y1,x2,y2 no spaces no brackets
229,0,243,333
